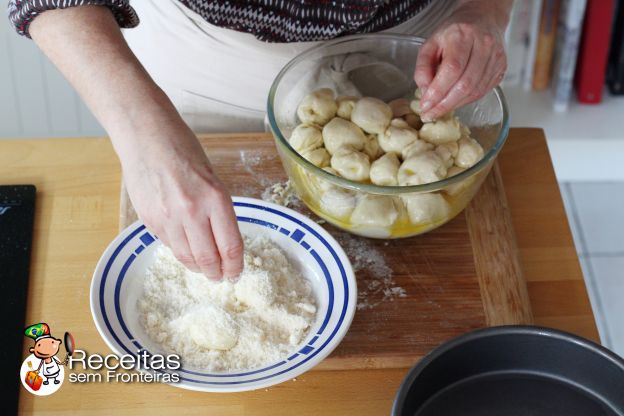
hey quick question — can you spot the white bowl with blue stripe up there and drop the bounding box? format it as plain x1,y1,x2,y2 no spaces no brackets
90,196,357,392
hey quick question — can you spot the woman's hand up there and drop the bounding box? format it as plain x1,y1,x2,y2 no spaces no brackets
414,0,512,121
29,5,243,280
121,119,244,280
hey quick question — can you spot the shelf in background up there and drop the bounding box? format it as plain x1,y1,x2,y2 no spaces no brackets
503,86,624,182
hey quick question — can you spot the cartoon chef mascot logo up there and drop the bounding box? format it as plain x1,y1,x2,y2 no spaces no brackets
20,323,74,396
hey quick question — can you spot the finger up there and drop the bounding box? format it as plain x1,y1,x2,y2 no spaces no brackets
484,54,507,91
421,38,489,120
454,48,506,109
210,194,244,280
184,217,223,280
420,33,473,116
452,54,496,109
414,39,440,92
165,224,200,273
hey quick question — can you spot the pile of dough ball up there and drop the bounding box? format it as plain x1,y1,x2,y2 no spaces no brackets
290,88,486,235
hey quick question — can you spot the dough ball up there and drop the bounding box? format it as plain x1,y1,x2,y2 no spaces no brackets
351,97,393,135
321,188,357,218
435,142,459,168
322,117,367,155
185,306,239,351
404,113,423,130
330,147,371,182
447,165,465,179
444,166,472,196
410,99,422,115
389,118,409,128
370,153,400,186
401,139,434,160
351,195,399,228
398,151,448,186
388,98,412,118
460,124,471,139
419,115,462,145
301,147,330,167
289,123,323,153
318,167,340,192
297,88,337,126
401,193,451,225
378,118,419,154
455,137,485,168
363,134,383,160
439,141,459,158
336,96,359,119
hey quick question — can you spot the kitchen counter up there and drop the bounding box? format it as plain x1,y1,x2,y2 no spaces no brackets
1,128,598,415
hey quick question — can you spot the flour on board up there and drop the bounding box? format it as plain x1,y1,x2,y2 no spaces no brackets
335,233,407,310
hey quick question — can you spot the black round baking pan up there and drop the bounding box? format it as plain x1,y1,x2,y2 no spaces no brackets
393,326,624,416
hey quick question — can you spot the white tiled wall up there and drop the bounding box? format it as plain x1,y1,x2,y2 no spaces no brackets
561,182,624,356
0,12,104,138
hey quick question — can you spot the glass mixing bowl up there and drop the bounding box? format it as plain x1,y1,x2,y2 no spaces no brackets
267,34,510,239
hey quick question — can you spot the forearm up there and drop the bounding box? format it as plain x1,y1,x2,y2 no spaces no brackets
29,5,188,163
26,4,242,278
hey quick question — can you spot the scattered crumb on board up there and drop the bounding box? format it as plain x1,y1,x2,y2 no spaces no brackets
335,233,407,310
239,149,273,187
244,151,407,310
262,180,299,208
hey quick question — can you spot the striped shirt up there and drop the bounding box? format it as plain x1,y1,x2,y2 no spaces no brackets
7,0,433,42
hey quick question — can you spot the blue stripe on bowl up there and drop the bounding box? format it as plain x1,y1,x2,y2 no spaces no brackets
299,345,314,354
114,253,137,341
98,201,350,386
290,229,305,242
310,249,334,335
236,216,279,230
98,224,146,358
139,232,155,246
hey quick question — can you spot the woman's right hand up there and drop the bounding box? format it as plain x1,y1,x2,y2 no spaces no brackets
27,5,244,279
120,119,244,280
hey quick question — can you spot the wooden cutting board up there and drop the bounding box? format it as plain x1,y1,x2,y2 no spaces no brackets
119,132,532,370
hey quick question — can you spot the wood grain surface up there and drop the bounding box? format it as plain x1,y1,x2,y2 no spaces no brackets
465,163,533,326
118,133,533,369
0,128,599,415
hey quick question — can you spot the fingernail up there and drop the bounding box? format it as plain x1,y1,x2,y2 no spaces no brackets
226,274,241,283
421,100,432,111
203,270,222,281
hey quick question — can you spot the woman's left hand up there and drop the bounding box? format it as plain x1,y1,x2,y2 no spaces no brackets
414,0,512,121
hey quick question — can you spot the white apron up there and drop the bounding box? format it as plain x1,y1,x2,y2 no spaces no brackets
123,0,456,133
42,359,60,377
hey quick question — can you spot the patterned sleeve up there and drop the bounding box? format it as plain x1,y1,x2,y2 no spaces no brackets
7,0,139,38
